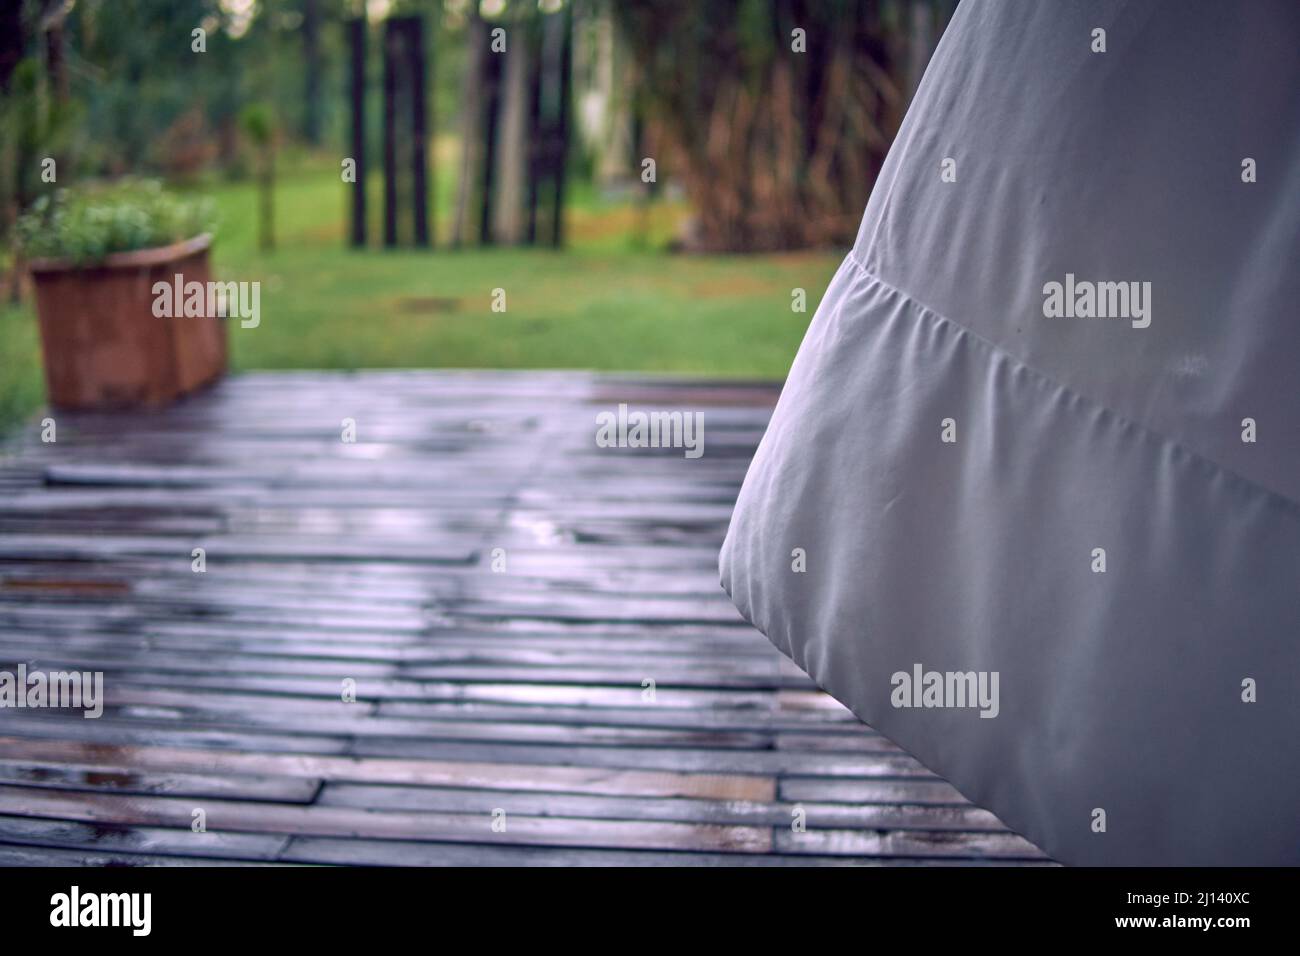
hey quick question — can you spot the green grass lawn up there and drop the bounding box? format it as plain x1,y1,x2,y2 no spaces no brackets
0,301,44,432
1,155,841,432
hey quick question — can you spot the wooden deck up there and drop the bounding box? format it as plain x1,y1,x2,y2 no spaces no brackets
0,371,1048,866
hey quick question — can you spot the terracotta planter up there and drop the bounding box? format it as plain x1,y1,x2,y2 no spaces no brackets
28,234,226,409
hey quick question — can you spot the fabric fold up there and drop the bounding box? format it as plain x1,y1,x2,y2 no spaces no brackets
722,258,1300,864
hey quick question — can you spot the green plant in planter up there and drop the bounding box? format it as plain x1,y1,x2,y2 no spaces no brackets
17,180,216,265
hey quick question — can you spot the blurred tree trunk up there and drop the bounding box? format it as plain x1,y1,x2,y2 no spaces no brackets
613,0,912,252
450,10,486,247
591,1,635,187
491,22,530,244
42,0,70,104
302,0,323,145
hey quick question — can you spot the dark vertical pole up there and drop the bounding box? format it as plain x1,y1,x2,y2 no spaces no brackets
536,10,562,247
348,17,367,248
631,94,654,250
407,17,430,248
550,6,572,249
524,25,543,247
382,20,399,247
479,38,504,246
0,0,22,92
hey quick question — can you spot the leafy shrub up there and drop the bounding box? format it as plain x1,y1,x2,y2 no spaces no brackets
17,180,216,264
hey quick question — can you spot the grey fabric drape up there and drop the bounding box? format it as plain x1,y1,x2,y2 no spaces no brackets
720,0,1300,865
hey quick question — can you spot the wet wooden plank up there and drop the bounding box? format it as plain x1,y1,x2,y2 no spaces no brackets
0,758,320,803
0,844,274,867
780,777,974,806
349,738,937,778
0,533,479,565
10,705,779,751
317,783,1007,831
0,813,289,861
3,668,804,710
0,737,776,801
0,718,355,756
281,837,1053,867
0,787,773,854
3,638,803,688
775,827,1049,860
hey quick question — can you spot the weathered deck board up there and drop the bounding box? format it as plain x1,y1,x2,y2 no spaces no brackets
0,371,1050,865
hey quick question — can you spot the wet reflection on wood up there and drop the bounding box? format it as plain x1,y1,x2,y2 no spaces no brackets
0,371,1049,865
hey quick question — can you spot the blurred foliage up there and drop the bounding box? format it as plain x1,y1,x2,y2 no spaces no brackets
0,58,79,203
68,0,328,177
614,0,904,251
6,0,469,183
239,102,275,146
0,54,79,294
17,179,216,262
